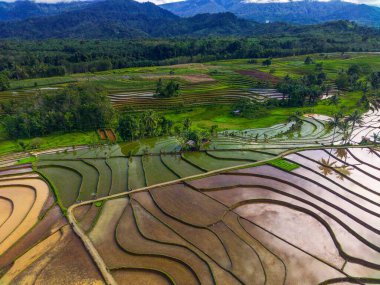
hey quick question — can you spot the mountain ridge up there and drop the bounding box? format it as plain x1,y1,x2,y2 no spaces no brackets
0,0,379,39
0,0,259,39
0,0,90,21
161,0,380,26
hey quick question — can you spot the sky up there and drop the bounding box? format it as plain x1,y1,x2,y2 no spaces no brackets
3,0,380,6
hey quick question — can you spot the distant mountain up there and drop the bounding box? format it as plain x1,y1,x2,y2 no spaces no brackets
0,0,90,22
161,0,380,27
0,0,258,39
0,0,379,39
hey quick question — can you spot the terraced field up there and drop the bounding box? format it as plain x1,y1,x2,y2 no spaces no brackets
1,52,379,283
29,113,363,212
35,149,282,210
0,170,103,284
71,147,380,284
350,109,380,144
109,74,275,111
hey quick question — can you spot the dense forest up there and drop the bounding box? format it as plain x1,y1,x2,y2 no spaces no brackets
1,84,114,138
1,20,379,80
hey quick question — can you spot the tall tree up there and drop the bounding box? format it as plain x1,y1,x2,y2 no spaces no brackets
346,110,363,143
328,112,342,147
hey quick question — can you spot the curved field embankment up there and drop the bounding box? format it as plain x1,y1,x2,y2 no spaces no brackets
0,178,49,255
71,147,380,284
0,173,105,285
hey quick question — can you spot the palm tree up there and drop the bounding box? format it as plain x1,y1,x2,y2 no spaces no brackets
327,112,343,147
372,132,380,145
144,111,158,137
328,94,340,106
361,80,369,97
339,120,350,144
183,118,192,132
346,110,363,143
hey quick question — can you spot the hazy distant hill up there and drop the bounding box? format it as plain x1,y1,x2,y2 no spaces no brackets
0,0,89,21
162,0,380,27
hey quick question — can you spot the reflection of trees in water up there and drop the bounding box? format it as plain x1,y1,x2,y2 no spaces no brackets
334,165,353,180
334,148,348,162
368,147,380,155
319,155,352,180
318,158,336,176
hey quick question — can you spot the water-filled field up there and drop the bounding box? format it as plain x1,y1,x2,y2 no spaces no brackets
72,147,380,284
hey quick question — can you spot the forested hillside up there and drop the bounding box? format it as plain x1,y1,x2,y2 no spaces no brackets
0,0,89,21
0,0,257,39
0,20,378,80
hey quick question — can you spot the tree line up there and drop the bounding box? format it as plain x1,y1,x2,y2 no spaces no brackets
1,23,380,83
0,84,114,138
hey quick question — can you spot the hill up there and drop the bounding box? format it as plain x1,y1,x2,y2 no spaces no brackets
0,0,89,22
0,0,379,39
0,0,258,39
162,0,380,27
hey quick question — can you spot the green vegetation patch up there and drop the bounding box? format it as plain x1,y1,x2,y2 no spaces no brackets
16,156,37,165
267,158,299,172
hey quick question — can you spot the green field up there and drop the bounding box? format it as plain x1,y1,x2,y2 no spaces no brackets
0,52,375,156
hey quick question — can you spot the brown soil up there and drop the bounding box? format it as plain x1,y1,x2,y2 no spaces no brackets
149,184,225,227
73,204,92,221
0,205,66,269
237,70,280,84
105,129,116,143
210,221,265,284
112,268,173,285
141,74,215,83
78,204,101,233
179,74,215,83
0,197,12,227
131,191,232,271
116,203,202,285
0,186,35,251
34,227,104,285
97,129,107,140
0,173,39,181
0,179,49,255
0,229,62,284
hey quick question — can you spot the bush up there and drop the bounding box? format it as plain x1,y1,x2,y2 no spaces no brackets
154,79,180,98
0,72,10,91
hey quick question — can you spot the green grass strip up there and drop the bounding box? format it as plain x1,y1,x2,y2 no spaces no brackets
267,158,299,172
16,156,37,165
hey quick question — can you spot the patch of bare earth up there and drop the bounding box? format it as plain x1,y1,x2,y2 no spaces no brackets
237,70,280,84
141,74,215,83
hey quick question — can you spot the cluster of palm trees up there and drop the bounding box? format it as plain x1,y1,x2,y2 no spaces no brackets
328,110,365,145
